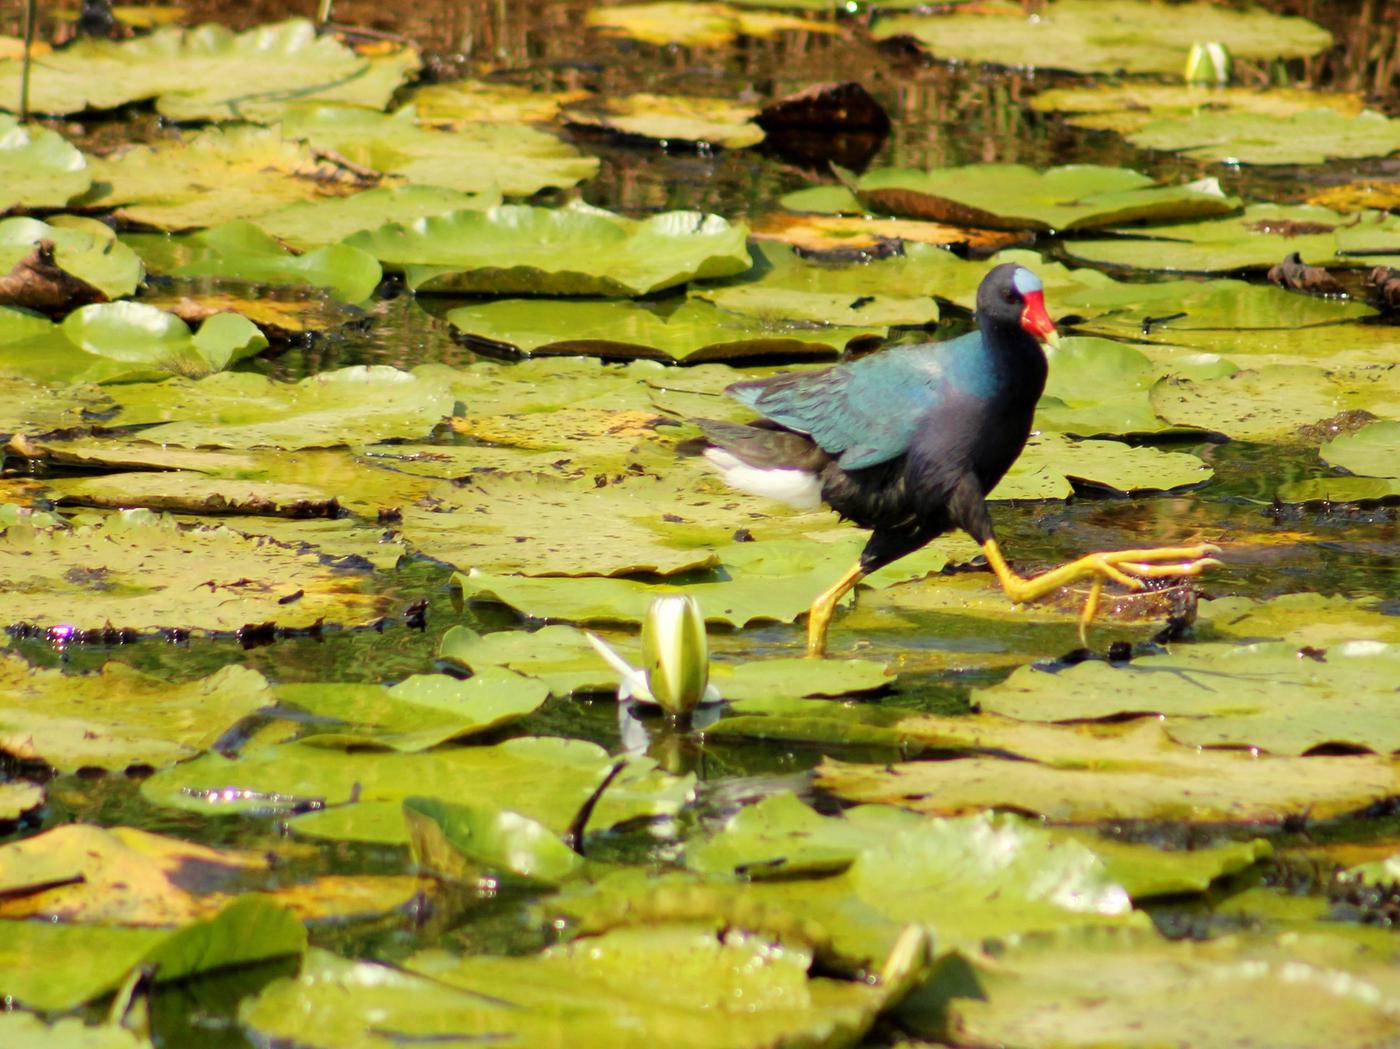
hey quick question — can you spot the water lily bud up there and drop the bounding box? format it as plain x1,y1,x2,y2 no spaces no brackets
1185,42,1231,85
641,595,710,718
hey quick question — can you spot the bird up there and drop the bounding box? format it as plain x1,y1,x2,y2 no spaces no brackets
699,262,1220,658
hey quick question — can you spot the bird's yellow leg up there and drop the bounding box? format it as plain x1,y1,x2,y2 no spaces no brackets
980,538,1222,641
806,562,866,659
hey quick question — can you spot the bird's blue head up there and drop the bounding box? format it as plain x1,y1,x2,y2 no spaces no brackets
1011,267,1059,348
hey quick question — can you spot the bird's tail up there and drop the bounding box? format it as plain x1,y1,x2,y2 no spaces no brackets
695,419,826,511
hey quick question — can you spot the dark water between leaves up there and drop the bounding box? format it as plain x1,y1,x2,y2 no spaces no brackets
4,0,1400,1044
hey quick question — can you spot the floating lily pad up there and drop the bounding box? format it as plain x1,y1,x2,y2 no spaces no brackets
447,296,872,362
0,374,112,436
1198,594,1400,648
408,78,590,126
993,432,1213,498
750,210,1028,255
0,217,143,301
1064,204,1400,272
0,1012,150,1048
346,204,751,295
1320,420,1400,478
562,93,764,149
872,0,1331,75
122,221,381,303
403,796,584,887
853,164,1239,232
1129,108,1400,166
935,926,1400,1048
141,736,693,844
104,365,455,449
0,509,393,633
0,19,417,119
142,285,364,339
0,896,304,1012
1277,475,1400,505
0,656,271,772
280,104,599,197
1030,84,1364,135
586,2,834,47
83,126,351,231
277,670,549,752
253,185,498,251
0,115,91,210
974,640,1400,756
817,720,1400,823
1149,364,1400,442
0,781,42,821
243,930,890,1049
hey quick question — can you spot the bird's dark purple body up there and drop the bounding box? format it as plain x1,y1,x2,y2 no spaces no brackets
701,263,1053,573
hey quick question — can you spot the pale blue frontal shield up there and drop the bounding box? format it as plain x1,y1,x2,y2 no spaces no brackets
1011,267,1043,297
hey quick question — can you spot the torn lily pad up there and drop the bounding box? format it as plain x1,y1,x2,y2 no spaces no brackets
346,204,751,295
0,216,142,301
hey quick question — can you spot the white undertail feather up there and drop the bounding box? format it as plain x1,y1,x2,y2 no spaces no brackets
703,448,823,511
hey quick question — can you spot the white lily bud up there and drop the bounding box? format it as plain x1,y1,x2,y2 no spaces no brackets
1185,42,1231,85
641,595,710,718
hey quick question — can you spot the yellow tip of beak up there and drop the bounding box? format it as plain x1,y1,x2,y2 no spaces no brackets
1043,328,1062,350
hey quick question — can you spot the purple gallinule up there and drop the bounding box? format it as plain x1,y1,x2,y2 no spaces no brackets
701,263,1220,657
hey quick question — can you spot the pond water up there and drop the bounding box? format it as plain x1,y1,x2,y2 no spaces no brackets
3,0,1400,1045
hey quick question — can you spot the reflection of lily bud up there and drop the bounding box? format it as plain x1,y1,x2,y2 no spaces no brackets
642,595,710,718
1185,42,1231,85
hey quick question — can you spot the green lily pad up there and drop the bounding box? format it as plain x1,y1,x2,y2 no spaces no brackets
1149,363,1400,442
854,164,1239,232
63,303,267,378
252,185,498,251
452,539,861,628
446,296,873,362
817,719,1400,823
1198,594,1400,648
0,217,143,301
122,221,381,303
935,926,1400,1049
993,432,1213,498
974,639,1400,756
1342,851,1400,886
403,796,585,886
586,2,836,47
0,1013,150,1048
562,92,764,149
691,241,942,327
104,365,456,449
1030,83,1365,135
0,895,304,1012
1065,833,1273,900
0,116,91,210
409,78,590,126
280,104,599,197
0,374,111,436
277,670,549,752
1320,419,1400,478
141,736,693,844
1064,204,1400,272
242,930,889,1049
1033,336,1236,438
871,0,1331,75
346,204,751,295
82,126,347,231
0,19,417,120
0,509,394,633
1276,475,1400,505
0,656,272,772
0,781,43,821
1130,108,1400,166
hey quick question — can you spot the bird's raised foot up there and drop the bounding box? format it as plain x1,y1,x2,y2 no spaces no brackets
980,539,1222,646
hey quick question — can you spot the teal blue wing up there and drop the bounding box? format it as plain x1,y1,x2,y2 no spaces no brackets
726,338,970,470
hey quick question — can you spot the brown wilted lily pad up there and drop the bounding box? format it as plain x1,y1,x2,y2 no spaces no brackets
0,240,107,316
1266,252,1348,297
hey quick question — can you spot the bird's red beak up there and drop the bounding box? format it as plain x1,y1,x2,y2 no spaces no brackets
1020,290,1060,348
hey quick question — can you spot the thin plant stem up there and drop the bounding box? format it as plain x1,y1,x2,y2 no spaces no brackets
20,0,37,121
316,0,334,27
